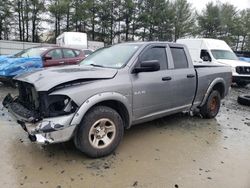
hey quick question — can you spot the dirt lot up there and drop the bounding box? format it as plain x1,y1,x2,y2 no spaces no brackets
0,83,249,188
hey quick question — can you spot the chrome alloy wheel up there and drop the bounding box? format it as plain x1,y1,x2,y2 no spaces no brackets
88,118,116,149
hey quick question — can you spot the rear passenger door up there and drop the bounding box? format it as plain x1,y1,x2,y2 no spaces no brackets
166,45,196,109
62,49,81,65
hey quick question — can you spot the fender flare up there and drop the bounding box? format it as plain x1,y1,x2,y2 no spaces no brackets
200,78,226,107
70,92,132,126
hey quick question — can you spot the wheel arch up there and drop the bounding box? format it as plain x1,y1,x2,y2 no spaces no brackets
91,100,130,129
200,78,226,107
70,92,132,129
213,82,225,98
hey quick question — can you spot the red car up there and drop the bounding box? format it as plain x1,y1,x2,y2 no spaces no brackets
0,46,85,86
37,46,85,67
6,46,85,68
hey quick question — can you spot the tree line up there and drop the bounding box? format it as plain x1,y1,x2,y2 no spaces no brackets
0,0,249,51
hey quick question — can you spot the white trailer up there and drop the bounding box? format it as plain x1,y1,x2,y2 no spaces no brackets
56,32,88,49
56,32,104,50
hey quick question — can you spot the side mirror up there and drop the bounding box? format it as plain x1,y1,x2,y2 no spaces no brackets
43,54,52,61
133,60,160,73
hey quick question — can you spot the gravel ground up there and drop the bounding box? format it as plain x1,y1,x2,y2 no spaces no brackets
0,83,249,188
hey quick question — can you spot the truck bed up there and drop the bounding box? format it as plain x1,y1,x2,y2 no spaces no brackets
193,64,232,107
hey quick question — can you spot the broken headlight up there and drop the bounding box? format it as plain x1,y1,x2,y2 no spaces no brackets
46,95,78,117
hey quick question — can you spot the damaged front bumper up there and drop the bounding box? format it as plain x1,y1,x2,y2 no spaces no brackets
3,94,77,144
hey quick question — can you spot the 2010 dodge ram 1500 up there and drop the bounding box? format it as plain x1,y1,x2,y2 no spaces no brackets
3,42,232,158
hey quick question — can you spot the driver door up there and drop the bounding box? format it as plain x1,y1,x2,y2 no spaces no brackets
131,44,170,120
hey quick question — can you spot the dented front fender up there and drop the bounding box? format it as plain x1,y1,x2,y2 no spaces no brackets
70,92,132,126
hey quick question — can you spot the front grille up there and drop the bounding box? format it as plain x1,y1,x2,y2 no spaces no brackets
17,82,39,111
236,66,250,75
10,102,36,120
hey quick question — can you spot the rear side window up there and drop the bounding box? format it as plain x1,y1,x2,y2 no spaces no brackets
46,49,63,59
74,50,81,56
140,47,167,70
170,47,188,69
63,49,76,58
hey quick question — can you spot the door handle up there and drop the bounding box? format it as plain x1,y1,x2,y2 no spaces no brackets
187,74,195,78
59,61,64,64
162,76,172,81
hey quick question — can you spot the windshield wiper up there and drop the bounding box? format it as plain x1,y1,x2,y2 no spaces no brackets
89,64,105,68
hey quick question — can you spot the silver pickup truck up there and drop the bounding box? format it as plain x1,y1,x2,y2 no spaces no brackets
3,42,232,158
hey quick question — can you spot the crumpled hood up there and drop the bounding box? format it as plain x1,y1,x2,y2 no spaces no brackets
216,59,250,68
15,65,118,91
0,55,43,77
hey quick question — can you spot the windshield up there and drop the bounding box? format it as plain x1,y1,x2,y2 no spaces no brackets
13,47,49,58
80,44,141,68
211,50,238,60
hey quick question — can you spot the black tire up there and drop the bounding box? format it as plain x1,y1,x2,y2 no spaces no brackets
236,81,248,87
237,95,250,106
200,90,221,119
74,106,124,158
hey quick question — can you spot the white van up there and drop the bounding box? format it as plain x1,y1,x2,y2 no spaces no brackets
177,38,250,86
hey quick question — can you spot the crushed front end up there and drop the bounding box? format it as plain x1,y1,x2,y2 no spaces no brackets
2,81,79,144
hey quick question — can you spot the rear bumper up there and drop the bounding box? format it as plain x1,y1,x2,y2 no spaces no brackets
2,94,77,144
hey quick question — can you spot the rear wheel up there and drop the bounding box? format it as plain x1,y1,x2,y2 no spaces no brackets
200,90,221,119
74,106,124,158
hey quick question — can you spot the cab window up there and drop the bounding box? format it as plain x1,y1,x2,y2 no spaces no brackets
170,47,188,69
140,47,168,70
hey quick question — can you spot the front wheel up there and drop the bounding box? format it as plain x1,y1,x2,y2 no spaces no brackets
200,90,221,119
74,106,124,158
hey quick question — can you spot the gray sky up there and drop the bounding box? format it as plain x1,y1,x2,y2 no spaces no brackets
188,0,250,11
